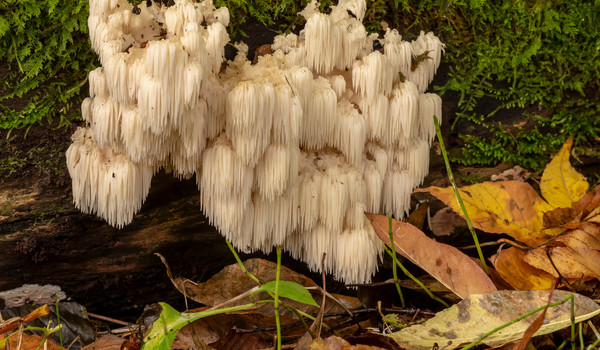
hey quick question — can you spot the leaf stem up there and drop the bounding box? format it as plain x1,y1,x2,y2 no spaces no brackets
461,294,575,350
383,245,449,307
388,216,405,308
433,115,489,275
226,240,262,285
275,246,282,350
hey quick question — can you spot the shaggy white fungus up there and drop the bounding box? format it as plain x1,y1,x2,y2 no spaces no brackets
67,0,445,284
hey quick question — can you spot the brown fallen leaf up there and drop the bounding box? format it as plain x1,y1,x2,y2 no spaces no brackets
406,203,428,231
209,328,267,350
540,138,589,209
543,185,600,229
490,247,553,290
0,305,50,336
157,256,361,320
81,335,124,350
429,207,466,237
491,166,530,182
311,336,387,350
0,333,63,350
415,181,556,247
366,213,496,299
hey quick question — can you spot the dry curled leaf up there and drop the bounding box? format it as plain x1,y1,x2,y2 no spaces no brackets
389,290,600,350
540,138,589,209
366,213,496,299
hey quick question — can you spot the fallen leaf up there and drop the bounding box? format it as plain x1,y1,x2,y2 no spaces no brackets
491,166,530,182
157,256,361,320
543,185,600,228
415,181,556,247
511,282,556,350
366,213,496,299
525,245,600,280
82,335,125,350
0,333,63,350
389,290,600,350
429,207,466,237
490,247,553,290
311,336,386,350
406,203,428,231
209,328,267,350
345,333,403,350
540,138,589,209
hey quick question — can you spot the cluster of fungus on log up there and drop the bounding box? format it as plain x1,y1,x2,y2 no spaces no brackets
67,0,445,284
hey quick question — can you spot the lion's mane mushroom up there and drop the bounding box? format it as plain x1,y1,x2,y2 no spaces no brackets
67,0,445,283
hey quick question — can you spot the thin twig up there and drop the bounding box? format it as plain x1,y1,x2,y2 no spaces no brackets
87,313,130,326
545,247,576,293
206,286,261,311
317,253,326,339
459,238,529,251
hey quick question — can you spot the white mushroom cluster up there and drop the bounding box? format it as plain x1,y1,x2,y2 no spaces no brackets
67,0,445,283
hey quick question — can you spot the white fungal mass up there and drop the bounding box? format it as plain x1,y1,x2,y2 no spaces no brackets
67,0,445,283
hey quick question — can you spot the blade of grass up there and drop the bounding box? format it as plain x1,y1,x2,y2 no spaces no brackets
388,215,405,308
274,246,282,350
383,245,449,307
433,115,489,275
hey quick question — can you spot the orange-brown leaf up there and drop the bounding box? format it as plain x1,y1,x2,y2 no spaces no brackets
416,181,555,247
490,247,554,291
543,185,600,228
540,138,589,209
366,213,496,299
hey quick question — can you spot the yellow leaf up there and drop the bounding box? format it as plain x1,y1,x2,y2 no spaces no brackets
491,247,554,290
390,290,600,350
541,138,589,209
416,181,555,247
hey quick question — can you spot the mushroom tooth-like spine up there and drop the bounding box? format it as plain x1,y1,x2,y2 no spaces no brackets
183,58,204,108
334,99,365,167
344,202,366,230
204,21,230,74
81,98,93,123
365,142,388,177
303,13,343,74
104,53,132,104
226,81,274,167
271,84,302,145
302,77,337,149
319,165,348,233
301,222,335,274
254,143,291,201
89,68,110,99
352,51,394,103
417,93,442,143
334,220,383,284
284,66,313,114
360,94,388,141
383,29,413,80
382,166,412,219
407,138,430,188
328,75,346,99
138,73,169,134
386,81,419,146
298,161,322,232
90,97,122,149
362,159,383,213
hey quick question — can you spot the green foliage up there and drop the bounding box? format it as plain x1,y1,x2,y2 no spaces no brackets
3,0,598,171
425,0,600,170
251,280,320,306
0,0,97,130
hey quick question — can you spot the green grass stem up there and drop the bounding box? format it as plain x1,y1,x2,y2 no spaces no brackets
388,216,406,308
433,115,489,275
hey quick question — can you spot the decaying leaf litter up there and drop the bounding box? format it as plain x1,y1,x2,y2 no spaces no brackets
4,137,600,350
